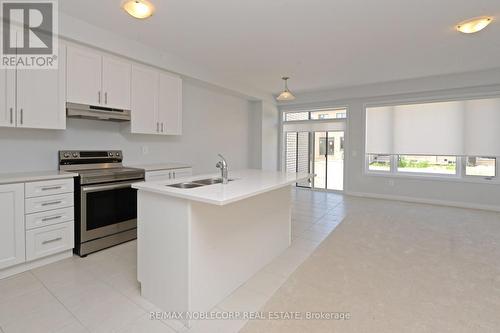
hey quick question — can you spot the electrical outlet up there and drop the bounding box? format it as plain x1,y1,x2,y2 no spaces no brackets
142,146,149,155
388,179,395,186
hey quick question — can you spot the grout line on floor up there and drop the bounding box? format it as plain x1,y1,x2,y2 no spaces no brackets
29,271,92,333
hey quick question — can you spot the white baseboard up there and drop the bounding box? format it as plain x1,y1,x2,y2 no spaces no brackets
0,250,73,280
345,191,500,213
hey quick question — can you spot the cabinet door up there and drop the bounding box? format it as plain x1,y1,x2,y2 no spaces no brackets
102,56,131,110
0,68,16,128
158,72,182,135
16,46,66,129
131,65,159,134
0,184,25,270
66,46,102,106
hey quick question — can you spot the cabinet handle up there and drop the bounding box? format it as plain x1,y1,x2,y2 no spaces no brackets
42,237,62,245
9,108,13,124
42,215,62,222
168,172,171,179
20,109,23,124
41,200,62,207
98,91,101,104
161,123,164,132
41,186,62,191
156,122,159,132
105,92,108,105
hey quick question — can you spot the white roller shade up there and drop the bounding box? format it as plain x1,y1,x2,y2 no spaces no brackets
393,101,464,155
464,98,500,156
365,99,500,156
365,106,393,154
283,120,345,133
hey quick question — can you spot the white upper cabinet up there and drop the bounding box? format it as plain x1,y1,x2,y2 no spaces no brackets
130,65,182,135
159,72,183,135
67,45,102,106
16,46,67,130
0,47,65,130
131,65,159,134
0,184,25,270
0,68,16,128
67,45,131,110
102,56,131,110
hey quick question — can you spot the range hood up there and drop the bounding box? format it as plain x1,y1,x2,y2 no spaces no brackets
66,103,131,122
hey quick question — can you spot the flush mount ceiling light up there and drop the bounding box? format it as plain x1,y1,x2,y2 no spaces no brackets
276,77,296,101
456,16,493,34
122,0,155,19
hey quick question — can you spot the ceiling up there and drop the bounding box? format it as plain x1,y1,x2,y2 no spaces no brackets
59,0,500,96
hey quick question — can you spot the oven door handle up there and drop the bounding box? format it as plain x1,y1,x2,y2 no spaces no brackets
81,181,139,193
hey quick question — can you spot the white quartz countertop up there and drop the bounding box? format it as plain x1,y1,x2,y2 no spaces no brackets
0,171,78,185
125,163,192,172
132,169,311,205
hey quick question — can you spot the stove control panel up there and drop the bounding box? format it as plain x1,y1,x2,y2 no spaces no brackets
58,150,123,167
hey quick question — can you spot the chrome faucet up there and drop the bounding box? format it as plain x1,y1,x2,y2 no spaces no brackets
216,154,229,184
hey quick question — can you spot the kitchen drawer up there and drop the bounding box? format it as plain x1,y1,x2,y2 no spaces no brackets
172,168,192,179
26,221,74,261
25,207,74,230
25,178,74,198
25,192,74,214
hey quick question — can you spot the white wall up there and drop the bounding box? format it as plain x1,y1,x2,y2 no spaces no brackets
247,101,279,171
280,69,500,210
0,80,255,174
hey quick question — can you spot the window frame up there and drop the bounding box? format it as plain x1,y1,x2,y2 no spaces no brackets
284,108,348,122
363,94,500,184
463,156,497,179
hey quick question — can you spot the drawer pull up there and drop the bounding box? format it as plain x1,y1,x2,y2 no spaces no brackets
41,215,62,222
41,186,62,191
41,201,62,207
42,237,62,245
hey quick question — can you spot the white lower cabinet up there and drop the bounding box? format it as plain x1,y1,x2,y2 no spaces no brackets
145,168,193,182
0,184,25,270
26,222,74,261
0,178,75,276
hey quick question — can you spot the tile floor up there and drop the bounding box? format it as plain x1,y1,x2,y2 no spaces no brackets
0,188,344,333
3,188,497,332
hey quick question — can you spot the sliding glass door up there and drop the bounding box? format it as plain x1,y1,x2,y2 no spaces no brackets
313,131,344,191
285,130,344,191
282,108,347,192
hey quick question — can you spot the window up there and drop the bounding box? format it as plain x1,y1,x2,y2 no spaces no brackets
397,155,457,175
284,108,347,122
465,157,496,177
285,112,309,121
365,97,500,181
368,154,391,172
311,109,347,120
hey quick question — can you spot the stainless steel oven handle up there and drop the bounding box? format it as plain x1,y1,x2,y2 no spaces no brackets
82,181,139,193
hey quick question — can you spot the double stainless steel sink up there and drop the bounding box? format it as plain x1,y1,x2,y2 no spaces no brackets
167,178,235,189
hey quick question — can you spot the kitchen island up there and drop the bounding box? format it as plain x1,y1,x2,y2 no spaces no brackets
132,169,310,319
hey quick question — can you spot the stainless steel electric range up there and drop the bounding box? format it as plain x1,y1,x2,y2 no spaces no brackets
59,150,145,257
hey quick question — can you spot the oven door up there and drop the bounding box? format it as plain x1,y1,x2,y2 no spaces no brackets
80,180,139,242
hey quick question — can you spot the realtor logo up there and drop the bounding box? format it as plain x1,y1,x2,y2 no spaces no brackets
1,0,58,69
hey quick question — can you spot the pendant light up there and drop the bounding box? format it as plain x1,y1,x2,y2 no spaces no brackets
276,77,296,101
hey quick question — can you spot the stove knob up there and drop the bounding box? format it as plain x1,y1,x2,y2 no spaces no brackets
63,153,70,158
72,153,78,158
115,152,120,157
109,152,114,157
